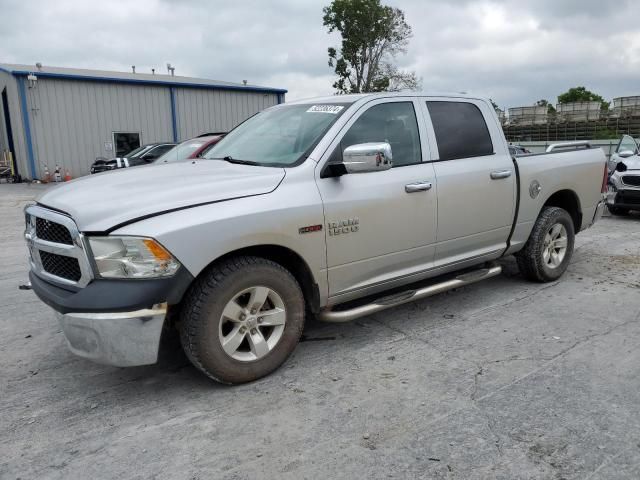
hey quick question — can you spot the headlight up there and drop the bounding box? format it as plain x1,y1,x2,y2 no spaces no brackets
88,236,180,279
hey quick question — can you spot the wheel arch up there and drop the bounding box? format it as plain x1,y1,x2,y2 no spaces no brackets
196,244,321,314
542,189,582,232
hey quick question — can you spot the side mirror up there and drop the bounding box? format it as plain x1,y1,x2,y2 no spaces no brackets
342,142,393,174
618,149,635,158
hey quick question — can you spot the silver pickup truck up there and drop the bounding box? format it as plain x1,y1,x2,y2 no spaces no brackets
24,93,607,384
606,134,640,215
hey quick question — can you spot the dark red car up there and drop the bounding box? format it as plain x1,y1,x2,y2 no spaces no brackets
155,134,226,164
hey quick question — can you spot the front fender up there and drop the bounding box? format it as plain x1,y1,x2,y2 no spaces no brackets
111,170,328,304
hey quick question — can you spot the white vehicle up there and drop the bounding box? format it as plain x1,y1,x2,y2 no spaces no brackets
24,93,607,384
606,134,640,215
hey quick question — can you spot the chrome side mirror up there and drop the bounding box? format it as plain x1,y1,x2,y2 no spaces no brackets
342,142,393,174
618,149,635,159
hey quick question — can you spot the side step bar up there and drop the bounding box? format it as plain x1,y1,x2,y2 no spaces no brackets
318,263,502,323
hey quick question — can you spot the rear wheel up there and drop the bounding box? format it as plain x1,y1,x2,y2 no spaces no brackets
179,256,305,384
516,206,575,282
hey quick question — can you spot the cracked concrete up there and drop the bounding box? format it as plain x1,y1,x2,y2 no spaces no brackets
1,183,639,480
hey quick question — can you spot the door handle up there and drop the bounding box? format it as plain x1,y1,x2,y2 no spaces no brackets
405,181,433,193
490,170,512,180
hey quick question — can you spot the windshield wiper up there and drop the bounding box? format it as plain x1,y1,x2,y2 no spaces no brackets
211,156,262,166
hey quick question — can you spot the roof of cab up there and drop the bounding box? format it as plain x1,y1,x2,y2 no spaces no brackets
284,91,487,106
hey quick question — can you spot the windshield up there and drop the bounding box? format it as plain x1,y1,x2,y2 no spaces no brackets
203,103,351,166
123,145,147,158
157,139,208,163
617,135,638,155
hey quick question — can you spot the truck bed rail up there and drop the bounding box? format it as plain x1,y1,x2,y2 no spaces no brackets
545,141,592,153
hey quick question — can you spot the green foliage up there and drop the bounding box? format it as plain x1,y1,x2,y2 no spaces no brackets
323,0,419,93
593,128,620,140
557,87,609,111
535,99,556,114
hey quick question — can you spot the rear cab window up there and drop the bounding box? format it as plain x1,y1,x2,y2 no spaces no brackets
426,101,494,161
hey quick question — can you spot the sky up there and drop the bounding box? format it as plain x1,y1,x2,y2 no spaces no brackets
1,0,639,109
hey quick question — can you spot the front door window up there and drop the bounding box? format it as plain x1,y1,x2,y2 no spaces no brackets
340,102,422,167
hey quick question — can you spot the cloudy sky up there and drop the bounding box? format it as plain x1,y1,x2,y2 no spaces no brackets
1,0,638,108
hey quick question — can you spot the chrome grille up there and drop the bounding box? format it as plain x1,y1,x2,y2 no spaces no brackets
24,205,93,288
621,175,640,187
39,251,82,282
36,217,74,245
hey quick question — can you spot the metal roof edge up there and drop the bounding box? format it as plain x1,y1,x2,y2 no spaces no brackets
8,69,288,94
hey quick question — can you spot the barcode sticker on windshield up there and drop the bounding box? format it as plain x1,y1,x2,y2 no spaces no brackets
307,105,344,114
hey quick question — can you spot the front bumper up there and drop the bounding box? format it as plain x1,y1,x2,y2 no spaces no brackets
56,303,167,366
29,267,193,367
606,187,640,210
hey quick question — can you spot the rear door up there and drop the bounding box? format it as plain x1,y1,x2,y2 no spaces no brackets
421,98,515,266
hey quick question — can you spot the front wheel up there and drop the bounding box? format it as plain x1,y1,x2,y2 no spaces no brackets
516,206,575,282
179,256,305,384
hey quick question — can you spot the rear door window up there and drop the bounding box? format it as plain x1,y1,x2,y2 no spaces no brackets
426,101,494,161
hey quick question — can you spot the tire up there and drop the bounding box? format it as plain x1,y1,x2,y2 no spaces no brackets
515,206,575,282
179,256,305,384
607,205,630,216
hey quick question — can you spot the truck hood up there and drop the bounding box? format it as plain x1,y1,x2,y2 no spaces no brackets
37,160,285,232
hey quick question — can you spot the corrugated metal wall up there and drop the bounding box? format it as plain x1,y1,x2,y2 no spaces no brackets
174,88,278,140
18,78,280,179
27,78,174,178
0,71,28,178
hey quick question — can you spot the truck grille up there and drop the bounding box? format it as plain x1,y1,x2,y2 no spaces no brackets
39,251,82,282
36,217,74,245
621,176,640,187
24,205,92,287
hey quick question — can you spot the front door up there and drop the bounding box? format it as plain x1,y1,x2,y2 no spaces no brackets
422,99,515,266
315,98,438,300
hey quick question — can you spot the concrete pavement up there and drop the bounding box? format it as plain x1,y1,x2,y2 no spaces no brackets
1,182,639,479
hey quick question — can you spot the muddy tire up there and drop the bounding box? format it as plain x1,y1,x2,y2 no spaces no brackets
516,206,575,283
179,256,305,384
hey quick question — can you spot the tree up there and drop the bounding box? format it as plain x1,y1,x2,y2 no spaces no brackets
535,99,556,114
557,87,609,111
323,0,420,93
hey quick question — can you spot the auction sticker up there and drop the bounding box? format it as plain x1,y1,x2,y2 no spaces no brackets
307,105,344,114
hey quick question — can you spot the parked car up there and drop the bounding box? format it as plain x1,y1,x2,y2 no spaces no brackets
155,134,225,164
90,142,176,173
508,144,531,155
24,93,607,384
606,134,640,215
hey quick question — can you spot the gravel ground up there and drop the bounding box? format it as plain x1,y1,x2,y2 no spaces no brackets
1,182,639,480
